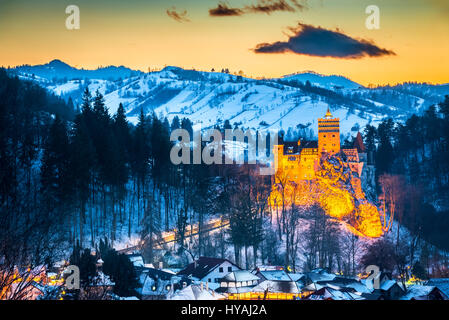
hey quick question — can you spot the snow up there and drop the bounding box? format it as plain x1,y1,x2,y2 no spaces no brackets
16,64,442,135
223,270,259,282
400,285,436,300
258,270,292,282
252,280,300,294
380,279,397,291
167,284,224,300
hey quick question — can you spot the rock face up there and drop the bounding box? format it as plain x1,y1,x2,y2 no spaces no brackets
270,153,383,238
315,154,383,238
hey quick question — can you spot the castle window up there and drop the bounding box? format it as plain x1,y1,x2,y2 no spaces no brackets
323,135,327,137
332,134,335,137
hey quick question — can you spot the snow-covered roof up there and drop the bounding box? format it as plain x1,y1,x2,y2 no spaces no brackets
344,281,373,294
216,286,254,294
288,273,305,282
306,287,365,300
305,271,336,283
380,279,398,291
127,254,145,268
252,280,300,294
177,257,239,280
167,284,224,300
258,270,292,282
221,270,260,282
426,278,449,298
400,285,441,300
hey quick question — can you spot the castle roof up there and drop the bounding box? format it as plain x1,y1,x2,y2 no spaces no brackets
353,132,366,153
281,140,317,155
324,107,333,119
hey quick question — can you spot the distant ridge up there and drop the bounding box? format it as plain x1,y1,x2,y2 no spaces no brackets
13,59,143,81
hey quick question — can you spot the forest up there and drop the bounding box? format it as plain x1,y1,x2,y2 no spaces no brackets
2,67,449,292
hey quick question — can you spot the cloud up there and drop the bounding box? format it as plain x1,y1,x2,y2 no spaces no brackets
253,23,396,59
209,3,245,16
166,7,191,23
209,0,306,17
246,0,306,14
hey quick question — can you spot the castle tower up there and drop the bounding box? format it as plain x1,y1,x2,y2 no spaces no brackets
318,107,340,154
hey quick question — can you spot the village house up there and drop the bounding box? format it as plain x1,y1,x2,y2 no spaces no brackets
251,267,301,299
215,270,260,299
138,266,190,300
177,257,241,289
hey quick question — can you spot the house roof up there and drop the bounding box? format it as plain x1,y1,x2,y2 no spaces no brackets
216,286,254,294
426,278,449,298
281,140,318,155
288,273,305,282
257,270,292,282
136,267,174,281
221,270,259,282
252,280,300,294
353,132,366,153
167,284,224,300
127,254,145,268
306,286,364,300
400,284,438,300
301,140,318,149
380,280,399,291
177,257,239,280
305,271,336,283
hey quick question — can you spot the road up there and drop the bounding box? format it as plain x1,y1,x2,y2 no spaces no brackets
118,218,229,254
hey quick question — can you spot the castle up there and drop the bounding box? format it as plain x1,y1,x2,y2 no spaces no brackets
273,108,374,198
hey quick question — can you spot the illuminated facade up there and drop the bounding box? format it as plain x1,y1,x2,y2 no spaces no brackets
271,109,382,238
318,108,340,154
273,108,366,191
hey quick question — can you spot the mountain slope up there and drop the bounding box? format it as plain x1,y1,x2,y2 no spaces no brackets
10,60,449,135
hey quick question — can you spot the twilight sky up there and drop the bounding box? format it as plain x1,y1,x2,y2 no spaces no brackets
0,0,448,86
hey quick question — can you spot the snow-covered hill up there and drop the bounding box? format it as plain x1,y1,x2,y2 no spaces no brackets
11,60,449,135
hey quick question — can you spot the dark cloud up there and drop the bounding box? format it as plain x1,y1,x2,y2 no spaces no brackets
253,23,396,59
209,3,245,16
166,7,191,23
246,0,305,14
209,0,306,17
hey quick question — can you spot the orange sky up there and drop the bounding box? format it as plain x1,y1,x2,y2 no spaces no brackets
0,0,448,86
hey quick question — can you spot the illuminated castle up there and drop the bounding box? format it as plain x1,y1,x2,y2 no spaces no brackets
273,108,369,197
